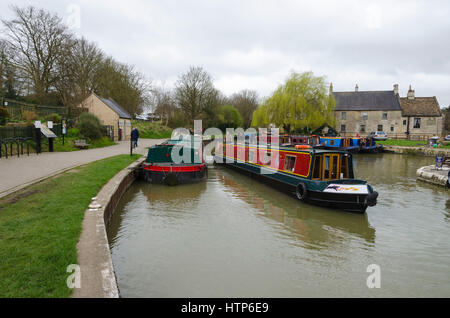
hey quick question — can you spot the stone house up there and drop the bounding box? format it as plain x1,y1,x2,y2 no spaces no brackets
332,84,443,138
332,84,403,137
78,93,132,141
399,85,442,139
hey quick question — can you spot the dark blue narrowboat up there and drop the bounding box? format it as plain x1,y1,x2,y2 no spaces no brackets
320,137,361,153
360,137,383,153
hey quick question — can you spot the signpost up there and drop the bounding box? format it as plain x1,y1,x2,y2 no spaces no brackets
34,121,42,154
62,118,67,146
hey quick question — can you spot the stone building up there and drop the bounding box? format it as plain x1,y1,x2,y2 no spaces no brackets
78,93,132,141
332,84,403,137
332,84,443,138
399,85,442,139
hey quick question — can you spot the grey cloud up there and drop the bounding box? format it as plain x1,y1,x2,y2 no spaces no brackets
1,0,449,106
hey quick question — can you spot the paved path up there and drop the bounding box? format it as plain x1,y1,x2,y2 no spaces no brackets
0,139,165,198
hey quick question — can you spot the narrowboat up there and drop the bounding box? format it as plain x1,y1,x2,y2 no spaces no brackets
320,136,361,153
142,136,207,186
289,135,324,149
360,137,383,153
214,142,378,213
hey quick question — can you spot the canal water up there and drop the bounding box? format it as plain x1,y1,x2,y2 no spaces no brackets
107,153,450,297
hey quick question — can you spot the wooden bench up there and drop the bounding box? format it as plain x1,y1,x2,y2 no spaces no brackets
74,139,90,149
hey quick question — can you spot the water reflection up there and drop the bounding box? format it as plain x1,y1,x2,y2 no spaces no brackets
215,168,376,249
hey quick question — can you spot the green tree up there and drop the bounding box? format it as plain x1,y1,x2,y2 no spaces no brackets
251,72,336,133
216,105,243,131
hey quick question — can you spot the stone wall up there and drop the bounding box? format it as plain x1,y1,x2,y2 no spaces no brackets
72,157,145,298
336,110,403,137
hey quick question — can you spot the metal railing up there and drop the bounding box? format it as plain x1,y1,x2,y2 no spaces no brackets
0,137,33,159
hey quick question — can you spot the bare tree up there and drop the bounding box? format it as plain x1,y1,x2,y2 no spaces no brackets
2,6,72,103
175,66,218,122
230,89,259,128
93,57,151,115
151,85,176,126
56,37,103,107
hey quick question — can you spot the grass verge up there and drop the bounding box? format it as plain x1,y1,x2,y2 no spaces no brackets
132,120,172,139
377,139,427,147
0,154,141,297
378,139,450,149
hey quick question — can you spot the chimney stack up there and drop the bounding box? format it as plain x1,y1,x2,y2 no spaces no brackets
355,84,359,92
393,84,399,95
407,85,415,100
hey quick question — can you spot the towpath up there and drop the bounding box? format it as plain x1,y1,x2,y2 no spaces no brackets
0,139,165,198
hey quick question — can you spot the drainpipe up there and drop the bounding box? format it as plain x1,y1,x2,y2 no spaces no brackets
406,116,411,140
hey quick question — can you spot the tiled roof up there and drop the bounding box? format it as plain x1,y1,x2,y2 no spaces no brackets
400,97,441,117
333,91,401,111
100,97,132,119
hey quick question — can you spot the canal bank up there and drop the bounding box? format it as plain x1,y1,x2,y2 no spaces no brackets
383,145,450,156
0,155,142,297
71,156,145,298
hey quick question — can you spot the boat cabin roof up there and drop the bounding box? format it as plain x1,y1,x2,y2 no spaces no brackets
233,143,350,155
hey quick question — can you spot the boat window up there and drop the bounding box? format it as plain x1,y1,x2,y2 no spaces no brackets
331,155,339,179
248,149,256,163
340,155,349,179
323,156,330,179
330,140,335,146
323,154,340,180
312,155,322,179
260,151,271,165
284,155,296,172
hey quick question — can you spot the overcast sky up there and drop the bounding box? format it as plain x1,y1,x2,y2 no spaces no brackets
1,0,449,107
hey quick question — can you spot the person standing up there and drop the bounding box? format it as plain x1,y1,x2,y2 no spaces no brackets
131,128,139,148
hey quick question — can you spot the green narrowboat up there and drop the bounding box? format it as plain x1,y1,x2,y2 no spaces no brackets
142,136,207,186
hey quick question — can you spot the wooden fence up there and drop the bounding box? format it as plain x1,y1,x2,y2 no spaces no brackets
1,98,68,120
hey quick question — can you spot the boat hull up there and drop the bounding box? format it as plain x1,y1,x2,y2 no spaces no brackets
142,163,207,186
215,155,377,213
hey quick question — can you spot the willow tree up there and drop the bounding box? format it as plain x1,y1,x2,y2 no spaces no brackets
251,72,336,133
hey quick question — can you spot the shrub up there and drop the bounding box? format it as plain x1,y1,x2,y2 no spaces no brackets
45,113,62,123
67,128,80,137
76,113,103,140
0,107,9,125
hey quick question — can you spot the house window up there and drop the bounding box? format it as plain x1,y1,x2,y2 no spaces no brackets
341,124,346,132
284,155,296,172
403,120,407,125
362,112,368,120
390,125,394,132
341,112,346,120
360,125,366,133
382,112,388,120
413,118,421,129
377,125,383,131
